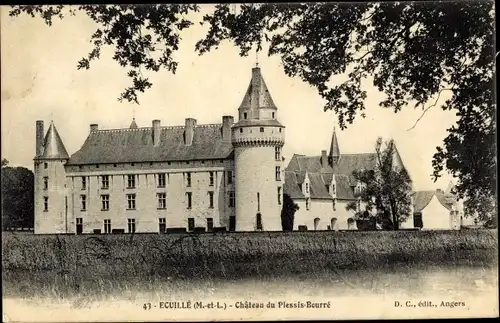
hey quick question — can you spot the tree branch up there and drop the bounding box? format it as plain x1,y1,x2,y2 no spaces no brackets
407,88,454,131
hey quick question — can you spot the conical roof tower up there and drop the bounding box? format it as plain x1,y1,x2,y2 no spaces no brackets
40,121,69,159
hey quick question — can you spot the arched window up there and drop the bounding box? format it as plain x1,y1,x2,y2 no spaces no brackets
331,218,338,231
314,218,320,231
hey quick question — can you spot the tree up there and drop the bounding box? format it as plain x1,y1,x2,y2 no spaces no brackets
8,3,495,221
346,138,413,230
281,193,299,231
1,165,35,230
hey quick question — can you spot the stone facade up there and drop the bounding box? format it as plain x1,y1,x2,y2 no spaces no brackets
34,67,285,234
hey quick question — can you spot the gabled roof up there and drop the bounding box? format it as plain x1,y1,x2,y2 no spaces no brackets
412,189,457,212
129,118,138,129
67,123,234,165
284,152,378,200
284,171,305,199
37,121,69,160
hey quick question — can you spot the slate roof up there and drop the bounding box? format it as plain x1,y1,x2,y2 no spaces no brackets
412,190,457,212
284,153,377,200
36,122,70,160
67,124,234,165
239,67,277,111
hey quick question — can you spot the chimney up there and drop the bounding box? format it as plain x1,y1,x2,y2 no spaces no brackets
36,120,44,156
90,124,99,132
152,119,161,146
222,115,234,141
321,150,328,167
184,118,197,146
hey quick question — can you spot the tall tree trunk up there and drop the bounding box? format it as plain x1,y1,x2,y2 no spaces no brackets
390,200,399,230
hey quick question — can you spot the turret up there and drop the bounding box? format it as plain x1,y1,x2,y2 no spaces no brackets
328,126,340,166
34,121,70,234
231,67,285,231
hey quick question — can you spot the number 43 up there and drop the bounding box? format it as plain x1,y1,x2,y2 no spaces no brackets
143,303,152,310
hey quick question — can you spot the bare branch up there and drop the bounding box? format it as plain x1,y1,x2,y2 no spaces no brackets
407,88,454,131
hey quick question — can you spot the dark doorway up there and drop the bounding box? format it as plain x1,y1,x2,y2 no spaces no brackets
256,213,262,230
229,216,236,231
188,218,195,232
76,218,83,235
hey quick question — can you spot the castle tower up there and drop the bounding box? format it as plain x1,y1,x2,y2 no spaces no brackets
34,120,70,234
231,67,285,231
328,126,340,166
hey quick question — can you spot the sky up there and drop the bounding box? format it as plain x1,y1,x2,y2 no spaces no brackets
1,5,458,190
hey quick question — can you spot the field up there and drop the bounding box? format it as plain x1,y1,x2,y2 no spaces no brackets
2,230,498,302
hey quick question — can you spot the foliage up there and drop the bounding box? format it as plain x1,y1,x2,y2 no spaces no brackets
8,3,496,219
346,137,413,230
281,193,299,231
1,165,35,230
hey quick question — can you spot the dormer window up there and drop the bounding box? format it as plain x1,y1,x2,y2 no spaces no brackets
244,112,247,119
272,112,275,119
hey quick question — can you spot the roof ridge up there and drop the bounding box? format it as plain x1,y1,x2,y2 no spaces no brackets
94,123,224,132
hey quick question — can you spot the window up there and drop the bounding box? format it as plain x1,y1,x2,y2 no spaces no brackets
43,196,49,211
207,218,214,232
239,128,243,134
96,164,99,168
314,217,320,231
256,213,263,230
332,198,336,211
331,218,338,231
44,162,48,169
260,127,264,133
227,171,234,184
81,176,86,190
104,219,111,234
114,164,117,167
306,197,310,211
332,184,336,195
127,218,136,233
305,183,309,194
275,166,281,181
127,194,136,210
275,147,281,161
127,175,136,188
279,128,282,133
76,218,83,235
80,195,87,211
157,193,167,209
186,192,192,209
185,172,191,187
157,173,166,187
101,175,109,189
208,191,214,208
43,177,48,190
209,171,214,186
101,195,109,211
159,218,166,233
188,218,195,231
244,112,247,119
277,187,282,205
272,112,275,118
229,191,235,207
131,163,135,166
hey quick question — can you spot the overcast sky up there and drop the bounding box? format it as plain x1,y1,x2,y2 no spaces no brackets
1,5,458,190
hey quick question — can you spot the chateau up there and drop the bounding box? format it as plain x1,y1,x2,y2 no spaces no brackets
34,67,284,234
33,66,466,234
